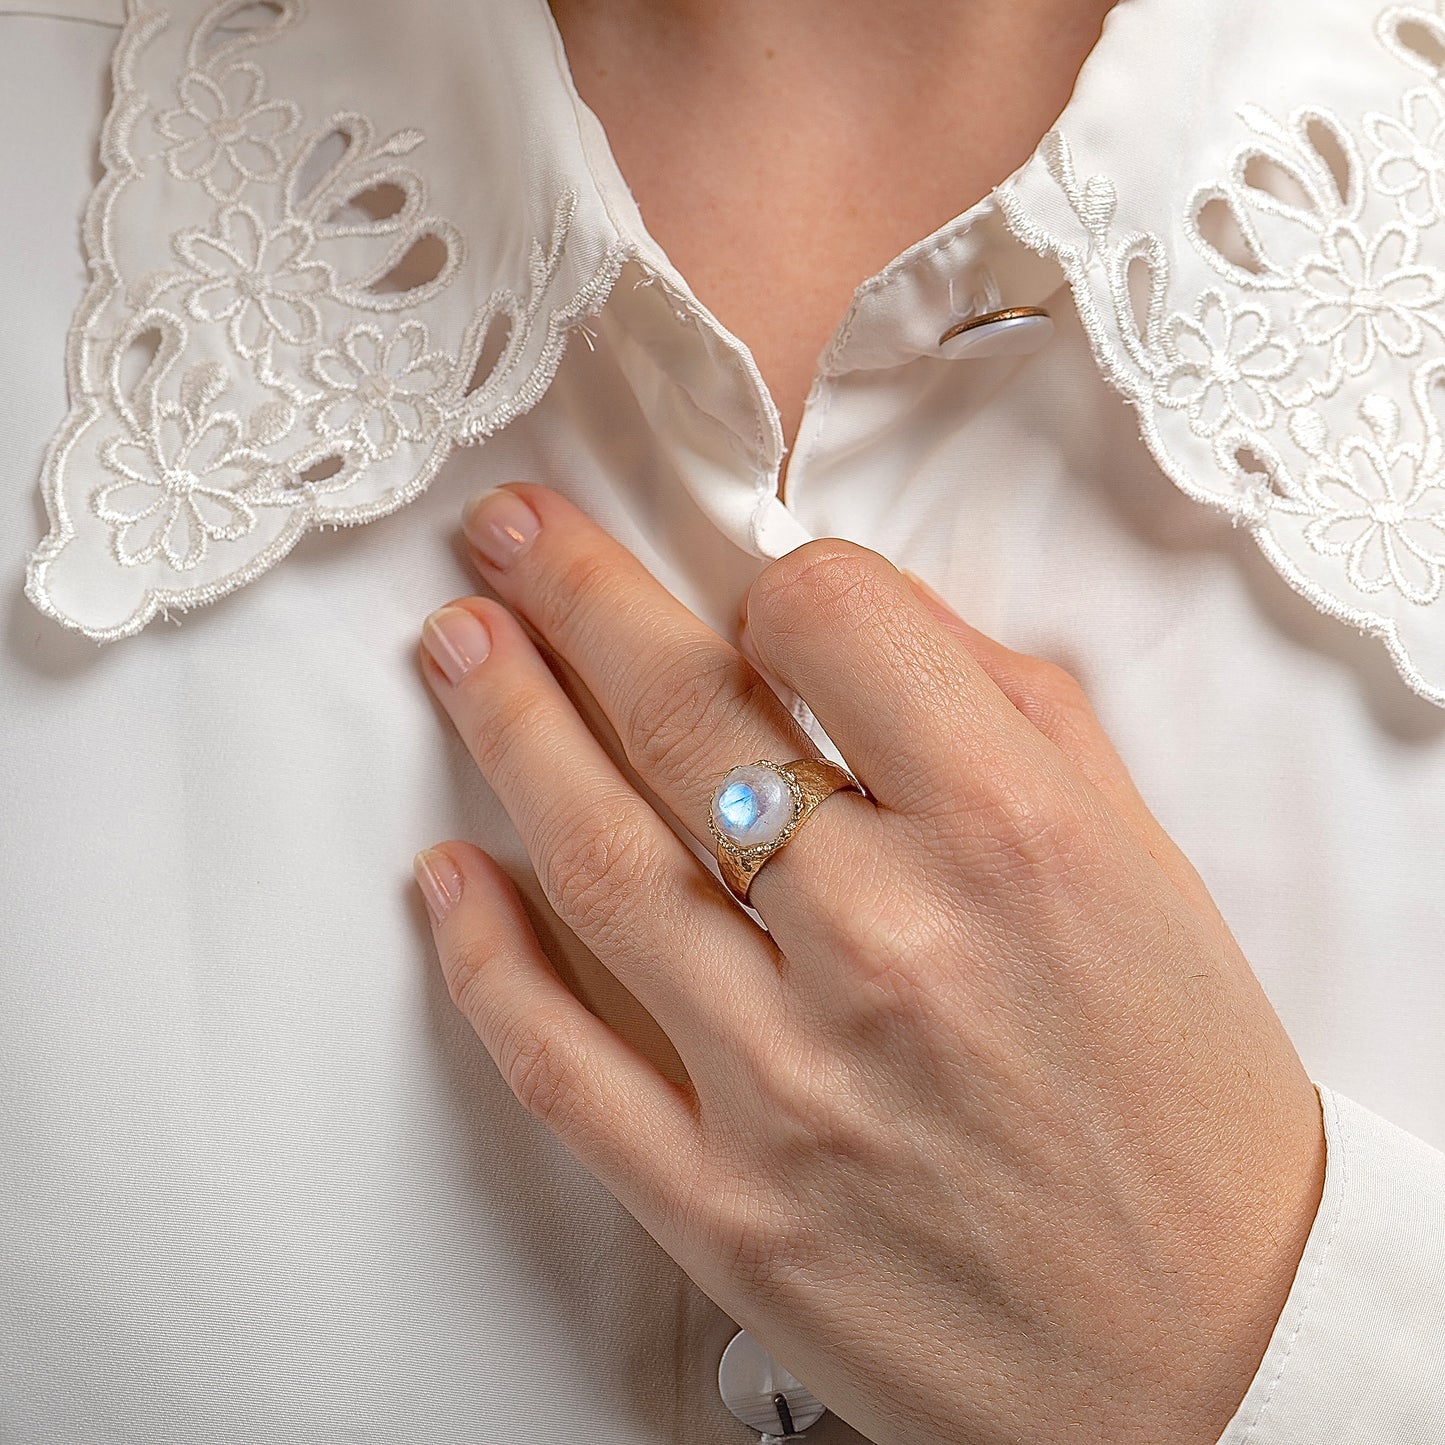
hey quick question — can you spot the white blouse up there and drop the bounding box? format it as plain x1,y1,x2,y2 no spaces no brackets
2,0,1443,1440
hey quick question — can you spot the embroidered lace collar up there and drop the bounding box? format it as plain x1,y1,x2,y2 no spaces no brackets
25,0,1445,712
27,0,637,642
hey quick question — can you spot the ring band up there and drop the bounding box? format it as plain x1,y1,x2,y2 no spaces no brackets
707,757,865,907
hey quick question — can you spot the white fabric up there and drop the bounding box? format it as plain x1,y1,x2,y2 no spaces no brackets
1,1,1442,1441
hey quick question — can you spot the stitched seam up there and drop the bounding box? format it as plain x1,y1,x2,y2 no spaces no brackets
821,217,993,377
626,264,779,501
540,2,781,493
0,8,121,24
778,365,840,517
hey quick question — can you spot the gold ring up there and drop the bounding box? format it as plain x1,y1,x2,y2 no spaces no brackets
707,757,865,907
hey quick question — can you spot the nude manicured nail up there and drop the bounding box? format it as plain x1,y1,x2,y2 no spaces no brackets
422,605,492,684
738,616,762,670
462,486,541,569
414,847,463,924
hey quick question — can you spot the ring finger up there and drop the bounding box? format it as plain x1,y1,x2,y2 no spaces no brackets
455,482,886,923
418,594,787,1077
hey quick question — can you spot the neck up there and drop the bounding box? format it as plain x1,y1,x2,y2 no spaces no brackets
548,0,1118,191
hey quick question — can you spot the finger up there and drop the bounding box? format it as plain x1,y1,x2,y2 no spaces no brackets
455,482,890,916
413,839,703,1233
418,595,788,1076
736,593,800,711
898,569,1146,810
743,538,1075,819
896,568,1231,931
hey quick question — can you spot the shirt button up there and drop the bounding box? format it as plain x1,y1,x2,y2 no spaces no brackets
717,1327,828,1439
937,305,1053,360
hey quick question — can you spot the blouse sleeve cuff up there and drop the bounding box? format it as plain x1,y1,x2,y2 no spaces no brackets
1215,1081,1445,1443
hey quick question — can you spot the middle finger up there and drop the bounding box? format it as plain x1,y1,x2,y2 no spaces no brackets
458,482,885,917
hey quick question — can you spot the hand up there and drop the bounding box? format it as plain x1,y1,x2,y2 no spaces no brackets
412,481,1326,1445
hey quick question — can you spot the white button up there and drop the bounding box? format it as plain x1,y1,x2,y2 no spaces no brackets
717,1327,828,1438
937,306,1053,360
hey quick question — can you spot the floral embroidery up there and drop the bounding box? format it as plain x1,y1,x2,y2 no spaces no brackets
174,204,332,356
995,1,1445,705
54,0,1445,698
25,0,631,641
1158,291,1295,438
155,63,298,202
307,320,451,460
1303,441,1445,601
1297,222,1444,375
95,402,268,571
1366,85,1445,227
1295,399,1445,604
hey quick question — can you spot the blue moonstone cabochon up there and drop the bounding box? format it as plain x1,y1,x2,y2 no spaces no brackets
710,764,796,848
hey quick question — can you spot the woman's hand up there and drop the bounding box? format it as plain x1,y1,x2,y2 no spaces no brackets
412,481,1325,1445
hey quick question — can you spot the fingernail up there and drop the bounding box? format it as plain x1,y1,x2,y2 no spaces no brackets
462,485,541,570
902,567,961,619
738,614,762,671
414,847,463,924
422,605,492,685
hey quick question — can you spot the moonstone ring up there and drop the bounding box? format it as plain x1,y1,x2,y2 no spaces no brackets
707,757,866,907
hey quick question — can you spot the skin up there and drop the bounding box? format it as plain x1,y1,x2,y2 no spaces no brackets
413,486,1326,1445
545,0,1119,452
414,5,1324,1440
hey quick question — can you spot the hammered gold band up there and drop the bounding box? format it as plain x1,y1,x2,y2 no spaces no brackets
707,757,865,908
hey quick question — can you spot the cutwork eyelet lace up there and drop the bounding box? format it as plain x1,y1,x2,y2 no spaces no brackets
34,0,1445,682
25,0,629,641
998,1,1445,705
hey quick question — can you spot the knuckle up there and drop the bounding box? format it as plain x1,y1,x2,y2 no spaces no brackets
535,805,661,945
623,643,777,785
750,540,890,634
502,1022,578,1124
722,1191,815,1305
682,1169,811,1305
941,759,1090,879
1008,657,1098,738
979,778,1068,869
750,1033,881,1168
462,680,552,781
443,934,502,1027
835,905,946,1030
527,545,620,650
